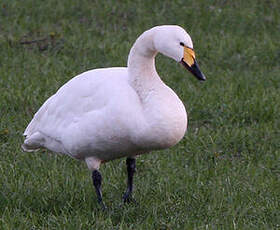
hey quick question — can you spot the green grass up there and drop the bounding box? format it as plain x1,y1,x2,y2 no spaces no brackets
1,0,280,229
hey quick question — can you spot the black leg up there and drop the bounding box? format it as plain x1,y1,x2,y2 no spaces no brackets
92,170,106,209
123,157,136,203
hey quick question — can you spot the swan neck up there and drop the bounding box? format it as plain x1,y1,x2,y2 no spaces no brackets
127,30,159,86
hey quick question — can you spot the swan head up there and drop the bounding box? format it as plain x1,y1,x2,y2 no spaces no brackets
153,25,206,81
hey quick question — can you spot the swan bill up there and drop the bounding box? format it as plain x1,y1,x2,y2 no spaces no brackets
183,46,195,66
180,58,206,81
180,46,206,81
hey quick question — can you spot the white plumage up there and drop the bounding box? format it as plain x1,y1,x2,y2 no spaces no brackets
22,25,205,204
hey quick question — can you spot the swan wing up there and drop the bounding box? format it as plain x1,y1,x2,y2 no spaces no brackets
22,67,143,156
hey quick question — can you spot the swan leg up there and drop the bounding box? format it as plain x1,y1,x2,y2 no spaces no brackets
92,170,106,209
85,157,105,209
123,157,136,203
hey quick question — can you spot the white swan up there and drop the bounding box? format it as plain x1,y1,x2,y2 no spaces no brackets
22,25,206,206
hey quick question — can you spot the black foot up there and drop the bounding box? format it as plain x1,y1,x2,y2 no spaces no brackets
123,192,137,204
98,201,107,211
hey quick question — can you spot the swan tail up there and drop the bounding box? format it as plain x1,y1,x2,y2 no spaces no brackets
22,132,45,152
22,95,56,152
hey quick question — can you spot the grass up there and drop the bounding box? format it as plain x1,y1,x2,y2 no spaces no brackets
0,0,279,229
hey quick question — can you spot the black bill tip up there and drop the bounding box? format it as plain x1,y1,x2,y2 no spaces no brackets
180,59,206,81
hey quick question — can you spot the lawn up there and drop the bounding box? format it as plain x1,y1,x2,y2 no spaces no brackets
0,0,279,229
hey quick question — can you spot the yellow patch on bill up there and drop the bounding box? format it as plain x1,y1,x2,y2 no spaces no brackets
183,46,195,66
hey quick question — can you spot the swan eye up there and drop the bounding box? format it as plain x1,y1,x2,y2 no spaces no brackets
180,42,184,46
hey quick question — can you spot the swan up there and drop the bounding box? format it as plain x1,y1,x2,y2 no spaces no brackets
22,25,206,207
